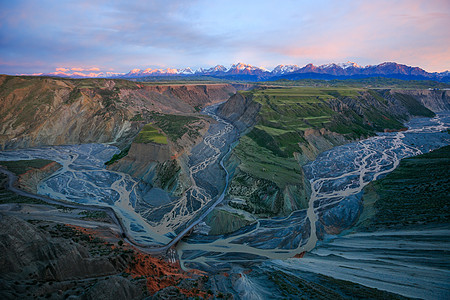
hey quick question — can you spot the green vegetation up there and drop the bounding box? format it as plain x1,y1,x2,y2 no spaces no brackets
105,145,131,165
130,113,144,121
232,135,302,187
0,78,55,129
265,77,450,89
205,209,252,235
156,160,181,189
242,86,381,158
247,87,336,156
359,145,450,230
267,270,408,299
78,210,109,221
149,112,203,141
392,93,435,117
253,86,362,101
237,85,426,161
227,84,437,217
367,89,388,104
134,124,168,144
0,173,47,205
0,159,55,175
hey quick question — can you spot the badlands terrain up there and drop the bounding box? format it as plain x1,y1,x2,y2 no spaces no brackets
0,74,449,299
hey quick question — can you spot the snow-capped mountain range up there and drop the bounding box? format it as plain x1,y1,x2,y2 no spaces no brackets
32,62,450,82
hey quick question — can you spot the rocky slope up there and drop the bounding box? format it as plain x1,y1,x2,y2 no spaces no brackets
214,87,440,231
0,75,235,150
0,159,61,194
108,113,212,200
0,214,143,299
393,89,450,112
16,162,61,194
216,92,261,132
0,213,214,299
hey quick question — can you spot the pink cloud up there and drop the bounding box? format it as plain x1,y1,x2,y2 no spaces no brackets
71,72,88,76
56,67,70,72
71,67,100,72
262,0,450,72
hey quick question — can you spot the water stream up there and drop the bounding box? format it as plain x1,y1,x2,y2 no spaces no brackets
178,113,450,271
0,108,448,298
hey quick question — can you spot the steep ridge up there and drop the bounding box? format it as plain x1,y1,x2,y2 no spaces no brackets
108,115,212,198
0,212,211,299
213,87,439,233
392,89,450,112
0,75,235,150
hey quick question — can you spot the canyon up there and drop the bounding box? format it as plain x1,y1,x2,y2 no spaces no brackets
0,74,449,299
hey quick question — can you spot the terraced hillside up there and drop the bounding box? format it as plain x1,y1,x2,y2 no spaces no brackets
212,86,438,233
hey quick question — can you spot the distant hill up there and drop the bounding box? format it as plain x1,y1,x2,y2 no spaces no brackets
24,62,450,83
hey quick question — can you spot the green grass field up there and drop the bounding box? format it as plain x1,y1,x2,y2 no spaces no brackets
359,145,450,230
232,135,303,187
237,85,417,160
241,87,345,157
263,77,450,89
149,112,203,141
133,124,168,144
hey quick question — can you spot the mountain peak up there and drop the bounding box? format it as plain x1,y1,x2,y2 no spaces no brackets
337,61,361,69
272,64,300,75
31,61,447,82
227,63,269,75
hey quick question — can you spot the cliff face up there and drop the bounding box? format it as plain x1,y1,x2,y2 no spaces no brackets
215,87,440,223
0,75,235,150
0,212,208,299
143,84,236,108
108,116,211,197
0,214,120,281
216,93,261,132
393,89,450,112
16,161,61,194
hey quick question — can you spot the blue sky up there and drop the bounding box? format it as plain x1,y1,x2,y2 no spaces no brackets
1,0,449,75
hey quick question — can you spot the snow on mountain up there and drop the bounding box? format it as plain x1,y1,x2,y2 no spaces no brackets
196,65,228,74
27,62,448,81
226,63,269,75
318,61,362,70
228,63,268,72
123,68,181,77
178,67,194,75
272,64,301,75
337,61,362,69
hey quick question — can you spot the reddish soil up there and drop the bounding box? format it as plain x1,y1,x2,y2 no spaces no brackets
67,225,209,298
384,127,408,133
294,251,306,258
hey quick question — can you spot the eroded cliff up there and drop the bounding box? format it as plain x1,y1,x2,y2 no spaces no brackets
213,87,440,232
0,75,235,150
392,89,450,112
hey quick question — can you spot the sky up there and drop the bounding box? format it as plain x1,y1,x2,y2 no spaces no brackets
1,0,449,76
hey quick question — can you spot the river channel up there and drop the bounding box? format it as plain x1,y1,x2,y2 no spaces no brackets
0,109,448,298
